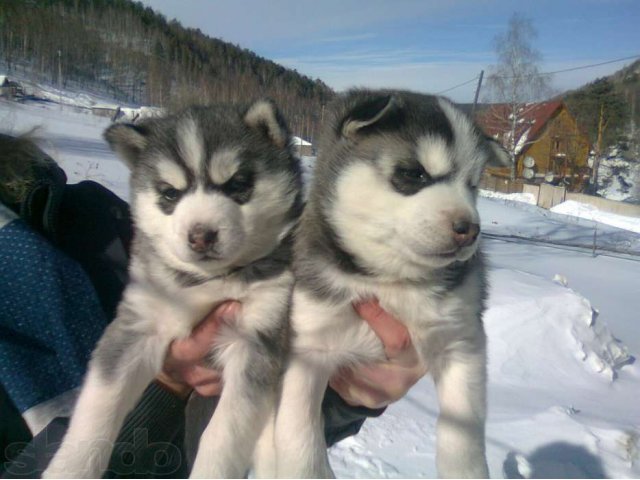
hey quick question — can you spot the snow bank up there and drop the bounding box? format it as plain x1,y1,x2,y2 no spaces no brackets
551,200,640,234
328,267,638,478
486,269,632,384
480,189,537,205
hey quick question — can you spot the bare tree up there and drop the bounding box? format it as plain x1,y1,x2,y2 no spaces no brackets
485,13,552,180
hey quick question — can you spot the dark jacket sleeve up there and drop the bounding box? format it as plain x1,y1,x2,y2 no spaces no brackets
322,387,386,447
0,383,189,479
104,381,189,479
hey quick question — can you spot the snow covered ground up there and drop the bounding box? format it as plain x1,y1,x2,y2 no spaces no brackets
551,200,640,235
0,98,130,198
330,199,640,478
481,189,640,237
480,189,538,206
2,98,639,478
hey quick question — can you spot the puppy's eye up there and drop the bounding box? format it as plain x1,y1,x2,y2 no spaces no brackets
225,170,254,194
391,165,433,195
396,167,429,183
158,184,182,202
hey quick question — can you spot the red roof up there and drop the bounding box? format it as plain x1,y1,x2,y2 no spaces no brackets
476,100,564,156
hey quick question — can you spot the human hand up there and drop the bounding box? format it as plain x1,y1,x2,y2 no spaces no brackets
329,299,427,409
156,301,241,398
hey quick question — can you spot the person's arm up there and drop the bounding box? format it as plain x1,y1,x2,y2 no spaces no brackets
329,300,428,409
158,301,238,398
322,300,427,446
160,300,427,448
104,303,240,478
104,381,189,478
1,383,190,479
321,386,386,447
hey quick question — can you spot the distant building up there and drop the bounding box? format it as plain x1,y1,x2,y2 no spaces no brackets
114,106,165,123
0,75,25,99
91,104,120,119
475,101,591,191
291,136,314,156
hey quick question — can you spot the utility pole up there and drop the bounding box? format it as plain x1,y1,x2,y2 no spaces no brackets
590,102,606,192
57,49,62,89
472,70,484,116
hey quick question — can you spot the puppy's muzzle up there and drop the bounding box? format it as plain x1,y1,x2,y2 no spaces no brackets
188,224,218,253
452,220,480,248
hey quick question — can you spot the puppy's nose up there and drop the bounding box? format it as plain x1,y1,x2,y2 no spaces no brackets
188,224,218,252
452,220,480,247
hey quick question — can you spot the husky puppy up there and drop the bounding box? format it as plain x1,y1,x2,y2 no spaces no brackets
274,89,507,478
44,101,302,478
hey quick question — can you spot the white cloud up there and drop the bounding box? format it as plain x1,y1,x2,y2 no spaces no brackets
140,0,489,47
139,1,638,102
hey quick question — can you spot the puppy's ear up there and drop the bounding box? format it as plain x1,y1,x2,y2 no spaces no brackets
340,94,399,139
244,99,289,148
104,123,150,169
483,136,512,168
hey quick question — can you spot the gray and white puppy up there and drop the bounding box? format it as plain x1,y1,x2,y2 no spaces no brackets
274,89,508,478
44,101,302,478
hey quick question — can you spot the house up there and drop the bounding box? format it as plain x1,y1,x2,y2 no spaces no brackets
91,104,120,119
104,106,165,124
475,101,591,191
291,136,314,157
0,75,25,99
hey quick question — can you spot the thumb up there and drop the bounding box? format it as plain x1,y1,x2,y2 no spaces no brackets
353,299,412,359
170,301,240,362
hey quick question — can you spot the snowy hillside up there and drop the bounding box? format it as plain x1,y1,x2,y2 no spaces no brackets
2,98,639,478
0,98,130,198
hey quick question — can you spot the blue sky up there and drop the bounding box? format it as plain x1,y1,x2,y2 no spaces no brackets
140,0,640,102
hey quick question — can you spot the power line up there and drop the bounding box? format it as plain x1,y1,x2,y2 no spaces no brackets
435,54,640,94
483,233,640,261
436,75,479,94
493,54,640,80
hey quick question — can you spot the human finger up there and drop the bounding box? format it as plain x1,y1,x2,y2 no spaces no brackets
194,381,224,397
353,299,412,359
168,301,240,363
181,364,222,387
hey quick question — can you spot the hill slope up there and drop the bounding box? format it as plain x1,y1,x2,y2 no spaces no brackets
564,59,639,150
0,0,333,140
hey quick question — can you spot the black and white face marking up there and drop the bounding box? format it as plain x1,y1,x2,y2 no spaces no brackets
105,101,301,274
152,155,192,215
389,136,460,196
152,147,258,215
156,181,183,214
390,160,434,195
204,148,255,204
219,165,255,204
316,91,491,279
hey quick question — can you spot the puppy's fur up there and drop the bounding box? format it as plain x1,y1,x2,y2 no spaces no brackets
274,89,508,478
44,101,302,478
